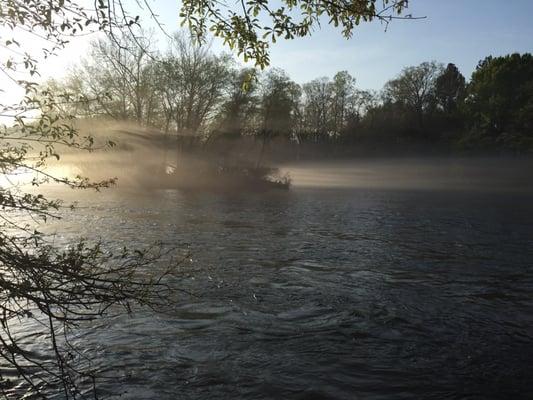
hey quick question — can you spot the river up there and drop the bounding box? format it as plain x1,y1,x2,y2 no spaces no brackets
7,160,533,399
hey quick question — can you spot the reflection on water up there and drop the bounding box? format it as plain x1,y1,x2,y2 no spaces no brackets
10,182,533,399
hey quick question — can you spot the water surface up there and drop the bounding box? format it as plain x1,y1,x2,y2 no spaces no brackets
27,181,533,400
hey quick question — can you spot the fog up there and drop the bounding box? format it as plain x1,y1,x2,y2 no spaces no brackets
41,122,533,196
282,158,533,193
26,127,533,400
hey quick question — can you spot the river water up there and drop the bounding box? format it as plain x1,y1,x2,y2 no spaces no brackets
8,161,533,399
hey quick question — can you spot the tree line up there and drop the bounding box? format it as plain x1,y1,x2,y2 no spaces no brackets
0,0,528,396
49,33,533,155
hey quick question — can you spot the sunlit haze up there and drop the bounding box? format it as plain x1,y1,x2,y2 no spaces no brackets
34,0,533,89
2,1,533,399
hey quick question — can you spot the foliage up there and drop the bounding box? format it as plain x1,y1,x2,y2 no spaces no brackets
58,31,234,137
299,71,366,142
435,63,466,114
180,0,415,68
0,1,184,399
383,61,444,130
158,33,233,136
52,46,533,155
69,32,157,123
259,68,301,140
214,68,259,139
0,1,420,394
465,53,533,145
302,77,334,140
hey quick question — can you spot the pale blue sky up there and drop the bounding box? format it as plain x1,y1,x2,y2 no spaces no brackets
148,0,533,90
33,0,533,92
264,0,533,89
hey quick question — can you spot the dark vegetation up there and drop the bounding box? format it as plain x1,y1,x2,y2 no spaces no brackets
2,1,413,396
1,0,531,397
49,36,533,169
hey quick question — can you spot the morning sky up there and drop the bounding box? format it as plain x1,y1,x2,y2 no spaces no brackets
15,0,533,92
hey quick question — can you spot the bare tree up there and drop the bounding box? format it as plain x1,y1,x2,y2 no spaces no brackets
158,33,232,139
331,71,357,136
214,68,259,139
0,2,182,398
302,77,333,142
257,69,301,165
383,61,444,129
66,32,158,124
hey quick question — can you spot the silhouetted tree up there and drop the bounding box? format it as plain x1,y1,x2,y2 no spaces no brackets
331,71,358,137
214,68,259,139
436,63,466,114
0,0,421,397
342,89,379,143
162,33,232,139
79,32,157,123
465,53,533,151
0,2,179,399
384,61,443,132
257,69,301,165
302,77,333,142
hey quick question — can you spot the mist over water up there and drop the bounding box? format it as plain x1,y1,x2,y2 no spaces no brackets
11,129,529,399
7,126,533,399
40,123,533,195
283,158,533,192
3,0,533,397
